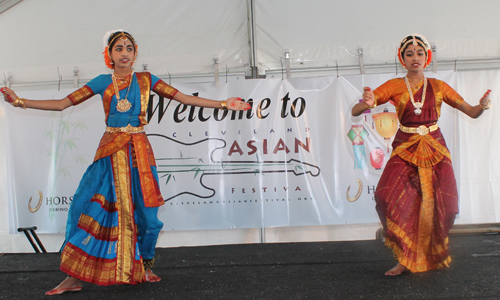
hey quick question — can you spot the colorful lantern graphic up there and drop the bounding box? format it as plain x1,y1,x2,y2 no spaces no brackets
372,108,398,153
347,125,369,169
370,147,385,169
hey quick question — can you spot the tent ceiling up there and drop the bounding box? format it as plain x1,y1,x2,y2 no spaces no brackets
0,0,22,14
1,0,500,87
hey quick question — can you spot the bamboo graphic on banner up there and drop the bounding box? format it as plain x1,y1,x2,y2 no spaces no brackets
44,108,89,220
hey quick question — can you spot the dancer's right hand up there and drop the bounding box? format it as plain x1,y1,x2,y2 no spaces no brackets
362,87,375,108
1,87,17,104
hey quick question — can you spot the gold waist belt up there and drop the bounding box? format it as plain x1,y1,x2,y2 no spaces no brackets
106,124,144,133
399,124,438,136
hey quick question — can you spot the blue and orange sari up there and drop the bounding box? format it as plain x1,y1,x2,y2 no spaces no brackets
373,78,464,273
60,72,177,285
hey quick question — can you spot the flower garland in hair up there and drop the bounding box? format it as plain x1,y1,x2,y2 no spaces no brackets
397,33,432,69
103,47,113,69
103,29,123,69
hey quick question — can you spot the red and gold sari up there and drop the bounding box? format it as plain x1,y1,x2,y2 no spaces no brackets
373,77,464,272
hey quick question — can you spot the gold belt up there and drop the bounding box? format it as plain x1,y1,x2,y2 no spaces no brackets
106,124,144,133
399,124,438,136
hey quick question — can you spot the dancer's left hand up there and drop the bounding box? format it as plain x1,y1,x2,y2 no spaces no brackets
479,89,491,107
227,97,251,111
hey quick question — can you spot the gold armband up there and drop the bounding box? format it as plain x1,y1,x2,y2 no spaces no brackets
220,100,228,110
13,97,27,110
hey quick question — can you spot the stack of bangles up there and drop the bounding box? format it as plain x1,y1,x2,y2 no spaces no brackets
12,97,27,110
364,101,377,110
480,100,492,110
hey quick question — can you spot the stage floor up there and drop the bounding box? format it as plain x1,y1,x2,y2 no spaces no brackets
1,234,499,299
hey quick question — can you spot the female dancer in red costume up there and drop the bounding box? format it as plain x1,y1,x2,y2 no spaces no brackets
2,29,250,294
352,34,491,276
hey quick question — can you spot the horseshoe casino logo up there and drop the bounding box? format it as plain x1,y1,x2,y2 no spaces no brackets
346,179,363,202
28,191,43,213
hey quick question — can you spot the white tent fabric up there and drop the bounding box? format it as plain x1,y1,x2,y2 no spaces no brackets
256,0,500,72
0,0,250,85
1,0,500,84
1,0,499,252
457,70,500,223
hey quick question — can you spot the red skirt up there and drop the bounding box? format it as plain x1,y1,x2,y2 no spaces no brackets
375,130,459,272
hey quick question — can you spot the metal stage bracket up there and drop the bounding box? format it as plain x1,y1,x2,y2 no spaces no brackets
17,226,47,253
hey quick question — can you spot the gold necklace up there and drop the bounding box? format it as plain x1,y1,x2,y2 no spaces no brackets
408,76,424,85
408,76,425,91
113,70,133,83
404,75,427,115
112,71,134,113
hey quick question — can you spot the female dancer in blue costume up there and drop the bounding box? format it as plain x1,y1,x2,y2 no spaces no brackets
2,29,250,295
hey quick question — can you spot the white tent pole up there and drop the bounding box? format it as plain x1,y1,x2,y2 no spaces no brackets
4,72,11,88
214,57,219,87
247,0,258,78
73,67,79,88
285,51,291,78
431,43,437,73
358,47,365,74
57,67,61,91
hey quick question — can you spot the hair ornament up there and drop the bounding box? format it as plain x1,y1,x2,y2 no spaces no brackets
103,29,125,49
412,35,418,46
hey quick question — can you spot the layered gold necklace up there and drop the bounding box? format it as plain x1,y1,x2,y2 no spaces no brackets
404,75,427,115
112,71,134,113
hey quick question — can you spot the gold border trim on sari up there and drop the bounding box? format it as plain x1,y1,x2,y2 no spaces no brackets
135,72,151,126
391,133,451,168
78,213,119,241
112,148,144,283
68,85,94,106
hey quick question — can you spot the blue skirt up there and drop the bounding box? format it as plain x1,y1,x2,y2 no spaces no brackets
60,145,163,285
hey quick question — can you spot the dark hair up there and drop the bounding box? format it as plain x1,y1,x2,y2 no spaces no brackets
108,31,136,51
400,35,427,56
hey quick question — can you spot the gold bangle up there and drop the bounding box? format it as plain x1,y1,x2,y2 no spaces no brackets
12,97,21,107
364,102,377,110
220,100,228,110
480,100,491,110
13,97,27,109
19,98,27,110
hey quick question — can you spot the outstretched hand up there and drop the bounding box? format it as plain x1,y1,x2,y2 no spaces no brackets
456,89,492,118
362,87,375,107
227,97,251,111
479,89,492,107
1,87,17,104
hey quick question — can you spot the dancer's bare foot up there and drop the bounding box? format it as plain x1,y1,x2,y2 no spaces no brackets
145,270,161,282
385,263,407,276
45,276,83,295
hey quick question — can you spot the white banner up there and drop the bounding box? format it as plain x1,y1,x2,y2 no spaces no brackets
6,71,459,233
